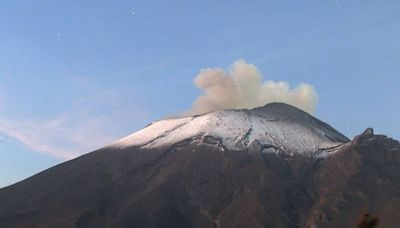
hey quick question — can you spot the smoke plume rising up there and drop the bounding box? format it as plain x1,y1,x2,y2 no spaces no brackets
185,60,318,116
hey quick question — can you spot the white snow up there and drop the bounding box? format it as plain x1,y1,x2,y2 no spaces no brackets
113,117,193,147
110,107,348,157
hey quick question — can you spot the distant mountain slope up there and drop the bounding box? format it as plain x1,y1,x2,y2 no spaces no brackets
0,103,398,228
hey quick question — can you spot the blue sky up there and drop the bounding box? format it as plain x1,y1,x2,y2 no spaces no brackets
1,0,399,187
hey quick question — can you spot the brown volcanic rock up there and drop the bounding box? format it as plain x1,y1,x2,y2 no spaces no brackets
0,105,399,228
0,143,311,228
306,130,400,228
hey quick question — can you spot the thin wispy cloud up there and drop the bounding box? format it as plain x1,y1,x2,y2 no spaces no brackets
130,61,169,75
0,115,115,159
0,77,152,160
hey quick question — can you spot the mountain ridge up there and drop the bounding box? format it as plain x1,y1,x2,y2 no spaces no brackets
111,103,349,158
0,103,399,228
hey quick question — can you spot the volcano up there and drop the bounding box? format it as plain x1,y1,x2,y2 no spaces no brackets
0,103,399,228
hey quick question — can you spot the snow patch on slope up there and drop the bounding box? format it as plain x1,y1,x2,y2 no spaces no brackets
111,104,348,157
115,117,193,147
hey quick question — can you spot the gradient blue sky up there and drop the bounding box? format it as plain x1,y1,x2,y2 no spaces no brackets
1,0,399,187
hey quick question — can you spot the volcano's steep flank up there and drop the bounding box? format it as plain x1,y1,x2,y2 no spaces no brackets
305,128,400,228
0,103,399,228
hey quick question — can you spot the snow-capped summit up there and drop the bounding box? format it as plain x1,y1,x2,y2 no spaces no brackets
111,103,349,157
